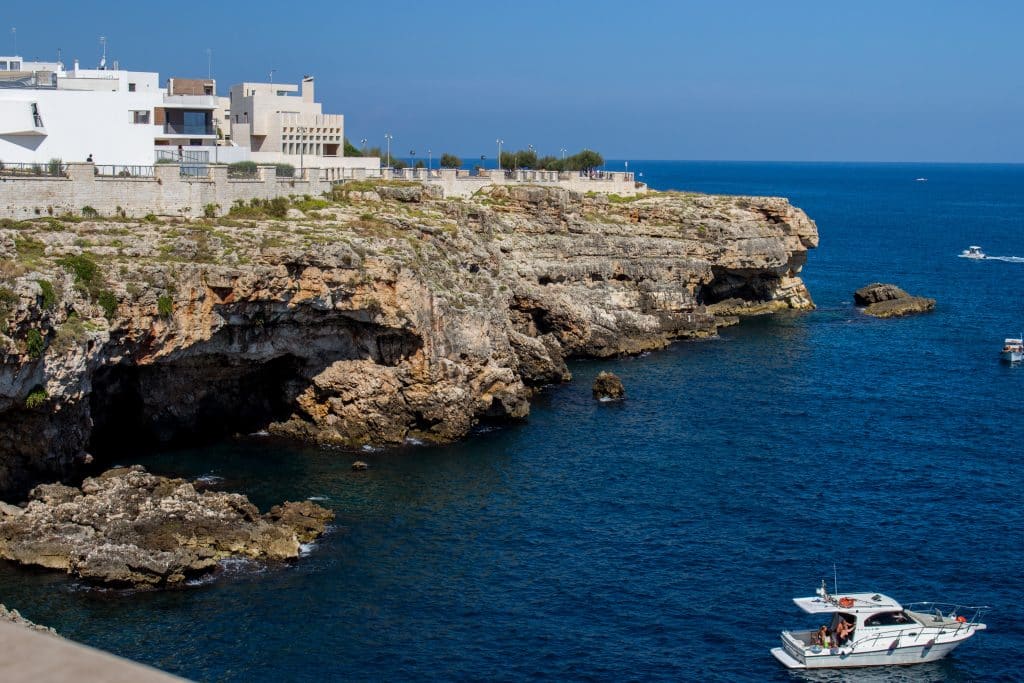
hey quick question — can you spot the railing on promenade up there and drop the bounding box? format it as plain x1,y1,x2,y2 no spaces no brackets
0,161,68,178
94,165,155,178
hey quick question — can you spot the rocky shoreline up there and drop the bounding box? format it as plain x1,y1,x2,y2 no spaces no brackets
0,466,333,587
0,183,818,499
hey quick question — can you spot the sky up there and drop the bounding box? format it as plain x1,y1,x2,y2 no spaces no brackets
5,1,1023,162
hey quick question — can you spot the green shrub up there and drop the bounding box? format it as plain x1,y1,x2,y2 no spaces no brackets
203,203,220,218
155,158,179,164
440,153,462,169
157,294,173,318
48,158,64,177
81,206,99,218
26,328,44,358
274,163,295,178
0,285,16,326
266,197,288,218
97,290,118,319
37,279,57,310
143,213,159,223
58,253,105,298
25,386,48,409
228,161,258,176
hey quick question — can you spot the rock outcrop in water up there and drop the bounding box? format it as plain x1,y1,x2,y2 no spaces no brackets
0,184,817,497
0,466,333,587
592,371,625,401
854,283,935,318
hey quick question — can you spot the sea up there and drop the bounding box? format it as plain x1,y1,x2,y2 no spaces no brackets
1,161,1022,681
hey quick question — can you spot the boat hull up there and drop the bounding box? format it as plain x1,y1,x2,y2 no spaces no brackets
772,640,964,669
1002,350,1023,363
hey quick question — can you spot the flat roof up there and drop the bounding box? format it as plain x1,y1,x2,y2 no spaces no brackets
793,592,902,614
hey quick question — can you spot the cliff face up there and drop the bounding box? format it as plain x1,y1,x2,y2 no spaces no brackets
0,184,817,498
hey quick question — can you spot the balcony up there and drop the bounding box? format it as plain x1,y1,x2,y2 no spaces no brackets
162,122,216,136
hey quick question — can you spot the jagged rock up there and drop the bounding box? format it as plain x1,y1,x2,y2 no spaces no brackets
350,461,368,471
0,466,333,587
592,371,625,401
854,283,909,305
0,187,818,497
854,283,935,318
0,604,58,636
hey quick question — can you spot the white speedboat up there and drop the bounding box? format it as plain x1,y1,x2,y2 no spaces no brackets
959,246,986,259
1002,337,1023,363
771,582,988,669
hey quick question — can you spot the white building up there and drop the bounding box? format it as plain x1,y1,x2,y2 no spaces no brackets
0,56,216,167
228,77,378,180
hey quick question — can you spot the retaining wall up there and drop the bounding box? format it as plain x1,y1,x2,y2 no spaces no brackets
0,163,330,219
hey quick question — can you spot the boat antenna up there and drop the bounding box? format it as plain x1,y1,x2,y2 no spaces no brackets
833,562,839,596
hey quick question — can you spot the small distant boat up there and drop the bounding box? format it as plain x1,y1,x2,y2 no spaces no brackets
915,177,928,182
959,246,986,259
1002,337,1023,363
772,581,988,670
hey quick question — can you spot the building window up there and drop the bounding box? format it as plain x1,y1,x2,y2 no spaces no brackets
10,61,21,71
31,103,43,128
131,110,150,124
0,61,7,71
128,82,136,92
204,86,213,95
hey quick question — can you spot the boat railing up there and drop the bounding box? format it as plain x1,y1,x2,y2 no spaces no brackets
903,601,989,626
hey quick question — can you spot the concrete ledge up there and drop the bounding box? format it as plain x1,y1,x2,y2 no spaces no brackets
0,621,189,683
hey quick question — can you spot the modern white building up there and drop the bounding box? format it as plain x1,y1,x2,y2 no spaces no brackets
1,50,377,178
228,77,378,180
0,56,216,167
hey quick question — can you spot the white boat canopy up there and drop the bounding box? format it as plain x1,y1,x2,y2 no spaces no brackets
793,592,902,614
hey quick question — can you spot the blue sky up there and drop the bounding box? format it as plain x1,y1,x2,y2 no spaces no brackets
6,1,1023,162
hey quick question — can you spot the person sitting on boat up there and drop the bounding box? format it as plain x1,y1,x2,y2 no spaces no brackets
812,625,829,646
834,618,854,645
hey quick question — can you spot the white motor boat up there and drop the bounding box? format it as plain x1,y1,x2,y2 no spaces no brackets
1002,337,1023,363
771,582,988,669
959,246,986,259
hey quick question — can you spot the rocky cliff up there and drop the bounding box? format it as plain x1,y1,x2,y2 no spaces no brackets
0,184,817,498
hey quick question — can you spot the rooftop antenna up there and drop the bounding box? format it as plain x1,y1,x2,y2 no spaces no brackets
206,48,212,80
10,27,15,54
99,36,107,70
269,69,276,86
57,47,62,67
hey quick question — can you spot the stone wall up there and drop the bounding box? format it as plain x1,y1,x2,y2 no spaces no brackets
0,163,331,219
380,167,645,199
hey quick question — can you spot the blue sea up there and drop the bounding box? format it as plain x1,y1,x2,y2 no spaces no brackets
1,161,1022,681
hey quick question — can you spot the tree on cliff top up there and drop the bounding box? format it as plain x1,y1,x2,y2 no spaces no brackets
343,138,362,157
565,149,603,172
440,153,462,169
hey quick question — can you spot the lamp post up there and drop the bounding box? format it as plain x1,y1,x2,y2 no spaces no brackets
410,150,416,169
360,138,367,155
528,144,535,169
384,132,393,169
297,125,306,175
560,147,567,160
428,149,432,172
496,138,504,171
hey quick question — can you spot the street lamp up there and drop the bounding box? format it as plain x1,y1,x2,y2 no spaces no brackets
410,149,416,170
496,138,504,171
528,144,535,169
384,132,393,168
560,147,567,160
428,149,432,172
360,138,367,155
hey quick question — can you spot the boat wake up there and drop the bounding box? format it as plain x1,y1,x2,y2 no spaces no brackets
986,255,1024,263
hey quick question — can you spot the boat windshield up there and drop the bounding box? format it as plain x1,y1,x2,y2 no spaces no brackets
864,611,913,627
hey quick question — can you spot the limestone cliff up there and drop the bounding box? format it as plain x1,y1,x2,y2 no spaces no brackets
0,184,817,498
